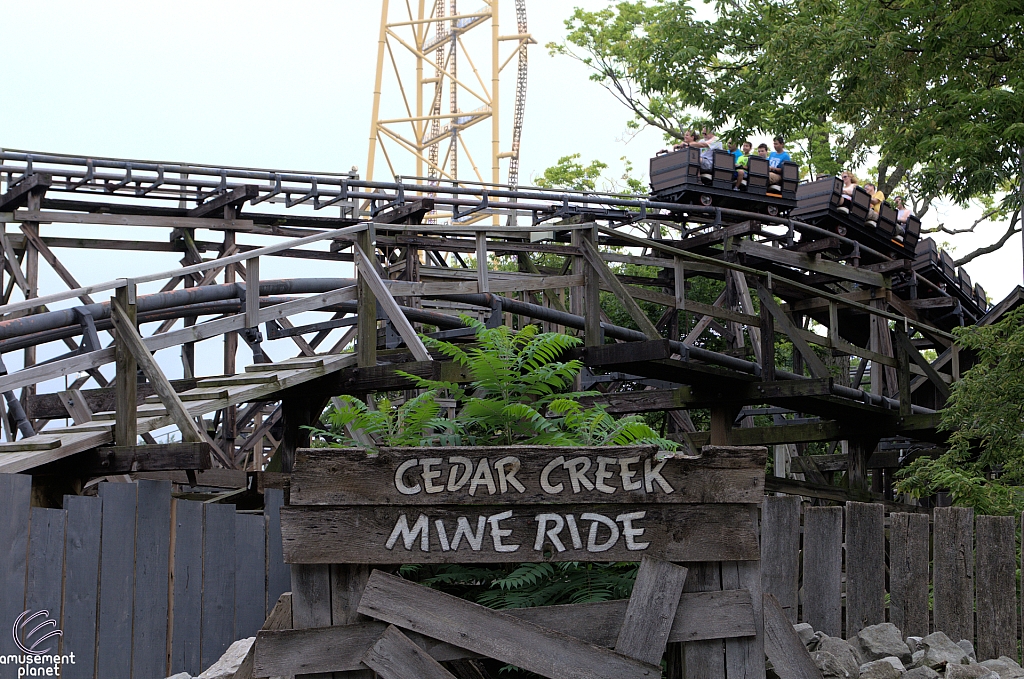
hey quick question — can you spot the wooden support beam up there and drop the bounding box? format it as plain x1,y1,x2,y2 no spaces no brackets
187,184,258,218
0,174,51,212
245,257,260,328
113,286,137,447
895,331,950,400
756,284,830,379
57,388,93,425
354,243,431,362
475,232,489,293
356,228,377,368
19,225,95,306
580,237,660,340
110,300,205,445
361,625,457,679
42,442,213,475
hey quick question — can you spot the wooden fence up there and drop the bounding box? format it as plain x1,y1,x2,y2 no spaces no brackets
0,473,290,679
761,497,1019,662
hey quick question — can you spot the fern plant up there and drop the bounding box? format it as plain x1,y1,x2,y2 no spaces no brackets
306,390,452,448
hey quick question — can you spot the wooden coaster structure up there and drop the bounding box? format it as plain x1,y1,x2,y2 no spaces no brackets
0,148,995,501
254,444,766,678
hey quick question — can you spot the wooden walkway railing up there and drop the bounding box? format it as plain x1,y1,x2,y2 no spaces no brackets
0,473,289,679
761,497,1019,662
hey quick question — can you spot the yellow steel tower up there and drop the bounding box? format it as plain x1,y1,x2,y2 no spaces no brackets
365,0,532,220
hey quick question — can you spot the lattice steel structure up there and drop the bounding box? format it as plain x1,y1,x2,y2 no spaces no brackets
365,0,532,222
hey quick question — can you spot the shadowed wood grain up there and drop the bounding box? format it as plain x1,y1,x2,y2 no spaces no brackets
976,515,1016,660
683,562,725,679
290,446,766,506
761,496,801,623
361,625,458,679
802,506,843,637
614,557,688,664
355,571,660,679
845,501,885,636
61,495,102,679
889,512,929,639
132,480,172,679
170,499,204,676
281,503,760,564
933,506,974,641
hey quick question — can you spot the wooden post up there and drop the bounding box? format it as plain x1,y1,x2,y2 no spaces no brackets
847,438,874,492
223,229,238,462
476,231,489,293
245,256,260,328
357,225,377,368
582,226,602,347
21,192,40,404
113,282,138,447
760,294,775,381
182,228,197,379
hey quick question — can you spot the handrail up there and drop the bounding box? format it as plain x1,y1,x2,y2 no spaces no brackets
0,223,367,317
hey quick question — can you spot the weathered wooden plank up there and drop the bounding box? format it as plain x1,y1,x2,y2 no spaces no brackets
202,502,237,670
723,550,766,679
61,494,102,679
615,557,688,665
97,482,138,679
356,571,660,679
683,562,725,679
256,588,754,676
845,501,885,637
362,624,458,679
290,445,766,506
933,506,974,640
889,512,930,639
975,515,1016,660
291,563,333,679
0,473,31,660
132,480,172,679
235,513,268,640
282,503,760,564
761,496,802,623
24,507,66,655
78,442,212,474
170,500,204,677
264,488,290,614
763,593,823,679
802,506,843,637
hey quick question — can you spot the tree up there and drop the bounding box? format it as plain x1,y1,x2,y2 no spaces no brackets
550,0,1024,264
895,307,1024,514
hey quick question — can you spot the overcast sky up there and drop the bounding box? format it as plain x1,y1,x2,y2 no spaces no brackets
0,0,1020,393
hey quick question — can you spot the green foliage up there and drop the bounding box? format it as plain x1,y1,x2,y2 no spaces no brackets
534,153,608,192
312,316,677,451
896,307,1024,514
550,0,1024,214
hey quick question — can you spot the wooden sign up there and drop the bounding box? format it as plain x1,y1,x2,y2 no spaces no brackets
290,445,765,505
280,445,765,565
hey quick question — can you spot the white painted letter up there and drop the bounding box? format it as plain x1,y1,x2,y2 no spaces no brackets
421,458,444,493
540,456,565,494
644,458,674,494
565,514,583,549
594,457,617,494
619,456,642,491
494,456,526,494
452,516,487,551
469,458,497,496
447,456,474,491
394,459,421,495
385,514,429,551
533,513,566,552
563,457,595,493
488,510,520,552
435,520,451,551
617,511,650,550
581,512,620,552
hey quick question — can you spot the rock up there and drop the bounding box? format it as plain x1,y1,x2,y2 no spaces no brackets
905,667,940,679
957,640,977,662
946,664,999,679
980,658,1024,679
165,674,192,679
913,650,925,666
916,632,969,669
858,659,904,679
197,637,254,679
814,651,856,679
854,623,913,665
817,636,862,679
907,637,923,654
794,622,816,649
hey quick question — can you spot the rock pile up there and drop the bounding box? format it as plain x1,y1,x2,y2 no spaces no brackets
792,621,1024,679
